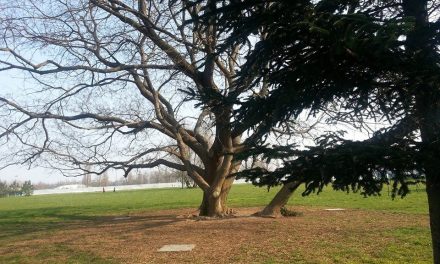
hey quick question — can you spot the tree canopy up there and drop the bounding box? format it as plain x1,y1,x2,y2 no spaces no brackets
199,0,440,260
194,0,433,193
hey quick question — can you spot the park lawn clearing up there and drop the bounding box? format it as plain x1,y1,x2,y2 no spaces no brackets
0,184,432,263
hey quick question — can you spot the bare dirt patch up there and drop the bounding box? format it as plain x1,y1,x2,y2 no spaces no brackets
0,207,430,263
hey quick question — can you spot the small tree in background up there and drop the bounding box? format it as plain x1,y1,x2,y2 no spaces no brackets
21,180,34,196
8,180,22,196
100,172,109,187
0,181,8,197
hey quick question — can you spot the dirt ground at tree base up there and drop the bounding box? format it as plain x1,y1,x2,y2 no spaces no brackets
0,207,431,263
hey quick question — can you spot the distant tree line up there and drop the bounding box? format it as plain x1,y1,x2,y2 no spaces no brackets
116,169,197,188
78,168,191,188
0,180,34,197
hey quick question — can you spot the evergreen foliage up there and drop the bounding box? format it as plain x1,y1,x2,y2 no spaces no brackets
0,180,34,197
195,0,439,196
21,180,34,196
195,0,440,260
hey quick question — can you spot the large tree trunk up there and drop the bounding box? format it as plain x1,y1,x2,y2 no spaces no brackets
256,181,301,217
417,94,440,264
198,162,239,217
403,1,440,261
417,107,440,263
199,190,223,216
199,179,233,217
426,173,440,264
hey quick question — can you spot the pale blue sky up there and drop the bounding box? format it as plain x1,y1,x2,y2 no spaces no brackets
0,71,68,183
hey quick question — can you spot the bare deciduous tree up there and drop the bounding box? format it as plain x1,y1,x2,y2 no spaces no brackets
0,0,251,216
0,0,322,216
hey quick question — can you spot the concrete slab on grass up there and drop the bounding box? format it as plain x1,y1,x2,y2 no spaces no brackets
324,208,346,211
158,244,195,252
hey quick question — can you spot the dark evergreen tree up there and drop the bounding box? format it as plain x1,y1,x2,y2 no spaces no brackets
193,0,440,261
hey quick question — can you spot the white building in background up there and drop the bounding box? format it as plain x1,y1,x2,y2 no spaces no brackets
34,180,249,196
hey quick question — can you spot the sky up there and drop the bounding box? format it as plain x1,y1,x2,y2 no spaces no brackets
0,72,60,183
0,71,69,183
0,165,64,184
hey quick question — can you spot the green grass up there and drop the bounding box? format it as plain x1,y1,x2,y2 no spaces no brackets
0,183,428,221
285,184,428,214
0,184,428,240
230,183,428,214
0,183,431,263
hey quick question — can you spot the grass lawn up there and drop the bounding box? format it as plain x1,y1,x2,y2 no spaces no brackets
0,183,432,263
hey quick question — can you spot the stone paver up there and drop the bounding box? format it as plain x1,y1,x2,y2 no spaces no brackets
158,244,196,252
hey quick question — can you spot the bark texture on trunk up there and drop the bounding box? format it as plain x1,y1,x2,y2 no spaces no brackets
417,100,440,264
199,178,234,217
426,176,440,264
198,161,240,217
256,181,301,217
417,88,440,264
219,176,235,213
402,1,440,261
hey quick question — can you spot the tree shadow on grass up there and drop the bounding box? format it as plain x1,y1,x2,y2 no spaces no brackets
0,207,187,241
